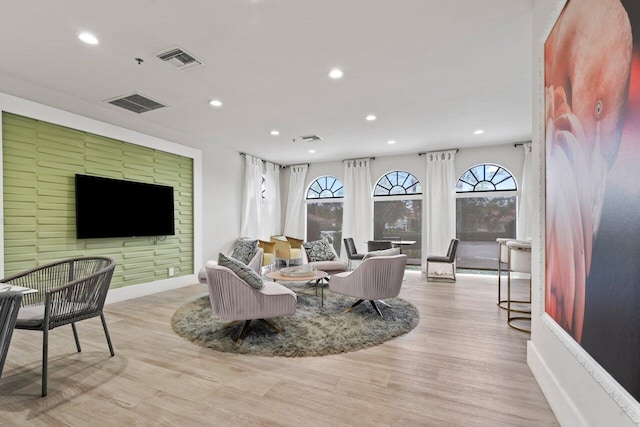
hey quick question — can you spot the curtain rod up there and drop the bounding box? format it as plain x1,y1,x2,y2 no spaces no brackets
514,140,532,147
342,157,375,162
239,152,284,168
417,149,459,156
282,163,310,169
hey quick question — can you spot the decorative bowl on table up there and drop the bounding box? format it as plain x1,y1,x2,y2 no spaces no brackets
280,266,316,277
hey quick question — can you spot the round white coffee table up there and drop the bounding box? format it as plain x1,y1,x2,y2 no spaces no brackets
265,270,329,306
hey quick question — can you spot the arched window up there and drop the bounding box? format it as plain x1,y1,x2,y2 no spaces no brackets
373,171,422,264
306,175,344,199
306,176,344,253
374,170,422,196
455,164,517,270
456,164,517,192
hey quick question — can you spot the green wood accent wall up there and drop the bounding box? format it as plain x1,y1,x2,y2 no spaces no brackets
2,112,194,289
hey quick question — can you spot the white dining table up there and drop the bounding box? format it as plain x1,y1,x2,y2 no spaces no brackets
390,240,416,247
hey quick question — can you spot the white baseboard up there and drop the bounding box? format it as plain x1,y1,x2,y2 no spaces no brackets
105,274,198,305
527,340,586,426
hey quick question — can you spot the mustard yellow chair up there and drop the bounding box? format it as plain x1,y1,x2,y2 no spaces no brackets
258,240,276,271
271,236,304,267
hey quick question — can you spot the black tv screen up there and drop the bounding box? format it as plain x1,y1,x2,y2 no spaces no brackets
75,174,175,239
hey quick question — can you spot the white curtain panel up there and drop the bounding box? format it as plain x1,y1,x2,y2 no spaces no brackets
261,161,281,240
517,142,533,240
342,158,373,259
283,164,308,239
423,150,457,274
240,154,263,239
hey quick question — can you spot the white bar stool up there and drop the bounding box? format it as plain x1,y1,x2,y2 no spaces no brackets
506,239,532,332
496,238,530,312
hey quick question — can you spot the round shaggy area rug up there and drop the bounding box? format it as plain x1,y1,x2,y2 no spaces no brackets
171,284,419,357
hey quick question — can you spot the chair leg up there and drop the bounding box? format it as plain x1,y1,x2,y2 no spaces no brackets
222,320,241,330
343,299,364,313
100,313,115,357
71,323,81,353
42,328,48,397
235,320,253,344
369,300,383,317
258,319,283,334
427,262,456,282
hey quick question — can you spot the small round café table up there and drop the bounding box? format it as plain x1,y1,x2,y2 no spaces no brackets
265,270,329,307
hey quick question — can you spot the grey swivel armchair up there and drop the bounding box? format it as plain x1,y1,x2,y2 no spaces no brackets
301,244,348,275
204,261,297,344
198,247,263,284
329,254,407,317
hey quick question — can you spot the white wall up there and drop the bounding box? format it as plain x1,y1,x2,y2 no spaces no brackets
0,91,246,303
201,148,244,261
527,1,640,425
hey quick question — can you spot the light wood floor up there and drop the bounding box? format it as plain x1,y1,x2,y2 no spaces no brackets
0,271,557,426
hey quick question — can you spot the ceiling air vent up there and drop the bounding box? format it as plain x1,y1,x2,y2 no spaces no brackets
293,135,323,142
156,47,203,70
105,93,166,114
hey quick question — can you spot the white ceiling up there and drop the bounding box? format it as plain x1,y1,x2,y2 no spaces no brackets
0,0,533,165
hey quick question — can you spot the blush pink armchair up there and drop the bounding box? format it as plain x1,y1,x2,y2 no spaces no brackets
203,261,297,343
329,254,407,317
198,247,263,284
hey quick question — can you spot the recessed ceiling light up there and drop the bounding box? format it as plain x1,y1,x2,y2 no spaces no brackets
387,140,396,145
474,129,485,135
270,130,280,136
366,115,377,121
209,99,223,107
78,32,98,45
308,149,316,154
328,68,344,79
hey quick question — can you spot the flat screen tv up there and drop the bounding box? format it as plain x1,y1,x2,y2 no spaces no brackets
75,174,175,239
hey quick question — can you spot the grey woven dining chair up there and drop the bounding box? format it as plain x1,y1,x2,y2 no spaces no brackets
0,291,23,379
343,238,365,270
0,256,116,396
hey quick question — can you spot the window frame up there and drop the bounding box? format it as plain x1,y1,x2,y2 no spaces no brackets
455,163,517,194
373,170,422,199
305,175,344,253
454,163,518,271
372,170,423,265
306,175,344,200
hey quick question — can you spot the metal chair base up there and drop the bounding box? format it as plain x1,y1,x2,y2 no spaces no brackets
426,261,456,282
343,299,384,317
508,316,531,333
497,299,531,313
233,319,284,344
